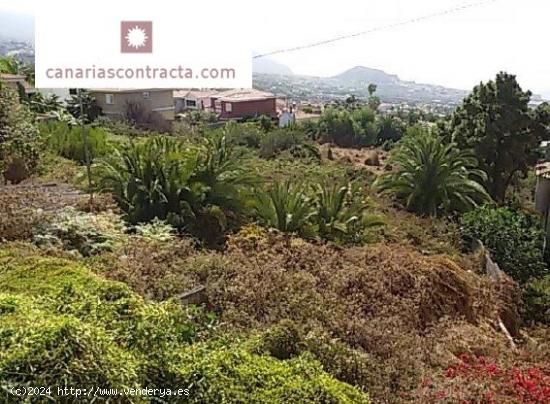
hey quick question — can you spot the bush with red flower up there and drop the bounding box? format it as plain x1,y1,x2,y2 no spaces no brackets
414,353,550,403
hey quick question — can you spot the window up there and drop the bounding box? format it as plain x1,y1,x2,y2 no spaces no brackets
105,94,114,105
143,91,150,100
225,102,232,112
186,99,197,107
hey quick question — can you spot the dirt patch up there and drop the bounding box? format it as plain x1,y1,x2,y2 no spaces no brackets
320,144,390,174
0,182,87,241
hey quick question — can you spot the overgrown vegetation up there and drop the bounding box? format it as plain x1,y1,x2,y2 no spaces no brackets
0,85,40,183
2,69,550,403
40,121,110,164
99,134,256,246
0,244,367,403
460,205,548,284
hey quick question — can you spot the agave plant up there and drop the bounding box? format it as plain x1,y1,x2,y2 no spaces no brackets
253,180,315,235
373,126,491,216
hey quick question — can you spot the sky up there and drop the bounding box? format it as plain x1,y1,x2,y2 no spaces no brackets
1,0,549,96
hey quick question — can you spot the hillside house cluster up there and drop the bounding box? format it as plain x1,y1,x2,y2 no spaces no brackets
87,88,283,124
0,75,294,127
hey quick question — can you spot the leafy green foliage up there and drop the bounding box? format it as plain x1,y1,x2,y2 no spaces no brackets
460,205,549,284
256,114,275,132
254,179,383,243
99,134,255,245
376,114,405,144
224,121,264,148
254,180,315,235
40,121,110,164
313,179,384,243
0,85,40,183
522,275,550,325
259,128,320,160
374,126,490,216
169,343,368,403
450,72,549,202
318,107,378,148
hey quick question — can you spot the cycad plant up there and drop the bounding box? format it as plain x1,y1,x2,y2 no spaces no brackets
373,126,490,216
313,180,384,243
253,180,315,236
254,179,384,243
99,135,254,245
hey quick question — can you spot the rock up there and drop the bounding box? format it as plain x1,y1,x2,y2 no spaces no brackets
364,151,380,166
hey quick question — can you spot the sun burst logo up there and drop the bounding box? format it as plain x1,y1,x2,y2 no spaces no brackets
126,26,148,49
121,21,153,53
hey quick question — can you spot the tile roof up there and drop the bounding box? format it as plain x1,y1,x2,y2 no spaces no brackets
214,88,275,102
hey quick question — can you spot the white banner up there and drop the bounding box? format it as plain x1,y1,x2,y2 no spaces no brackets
35,0,252,89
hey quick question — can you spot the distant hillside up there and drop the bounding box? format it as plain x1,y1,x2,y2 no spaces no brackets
252,56,293,76
330,66,400,86
254,65,467,105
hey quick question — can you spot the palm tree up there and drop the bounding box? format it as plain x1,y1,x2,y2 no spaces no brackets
373,127,491,216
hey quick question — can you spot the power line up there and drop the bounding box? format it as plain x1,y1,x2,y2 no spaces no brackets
253,0,498,59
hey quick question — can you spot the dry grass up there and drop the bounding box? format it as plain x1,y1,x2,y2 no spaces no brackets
94,225,537,402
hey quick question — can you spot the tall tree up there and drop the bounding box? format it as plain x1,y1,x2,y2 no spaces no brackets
367,83,380,111
450,72,548,203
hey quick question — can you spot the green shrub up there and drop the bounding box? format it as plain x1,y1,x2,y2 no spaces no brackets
522,275,550,325
0,306,141,395
254,179,383,244
259,320,304,360
253,180,315,236
40,121,110,164
375,114,405,144
167,343,369,403
224,121,264,148
318,107,377,148
312,180,384,244
460,205,549,283
255,323,374,393
0,85,41,183
260,128,320,160
0,244,369,403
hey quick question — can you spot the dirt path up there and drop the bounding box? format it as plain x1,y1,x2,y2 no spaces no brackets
0,181,87,213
